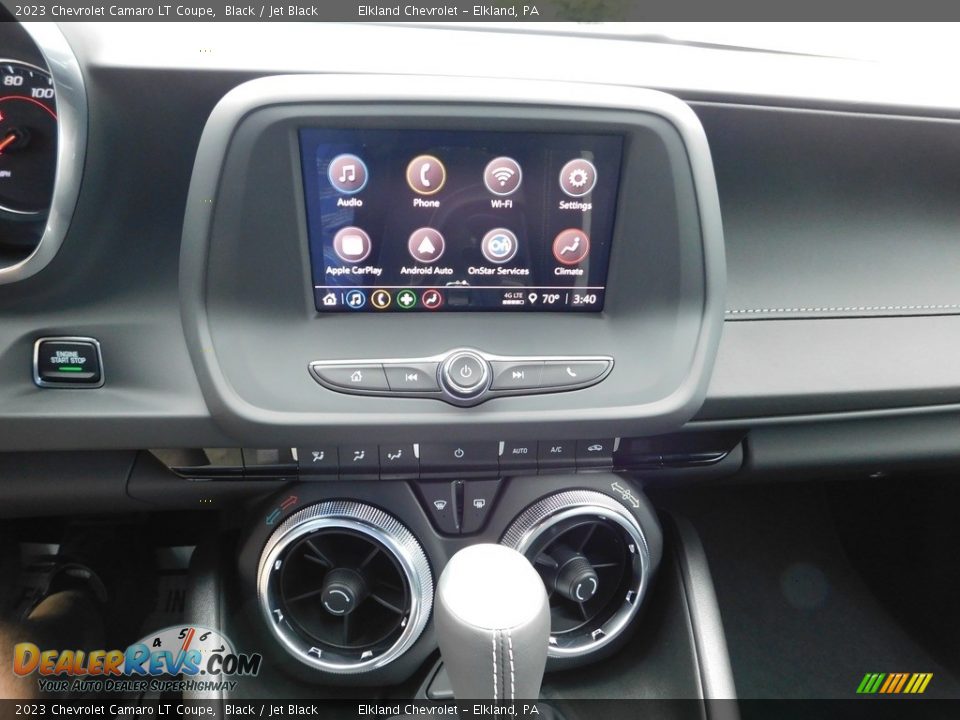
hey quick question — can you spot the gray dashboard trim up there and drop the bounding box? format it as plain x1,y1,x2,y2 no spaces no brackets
0,23,87,285
180,75,725,435
670,516,739,705
691,403,960,430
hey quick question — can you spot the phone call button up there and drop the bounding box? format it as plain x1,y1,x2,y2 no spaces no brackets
541,360,611,388
406,155,447,195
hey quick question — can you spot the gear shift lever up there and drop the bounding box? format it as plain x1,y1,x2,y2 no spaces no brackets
435,544,550,700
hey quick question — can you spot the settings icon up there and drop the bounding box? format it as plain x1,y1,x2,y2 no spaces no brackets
568,168,590,188
560,159,597,197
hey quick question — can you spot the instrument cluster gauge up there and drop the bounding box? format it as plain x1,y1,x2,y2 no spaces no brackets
0,60,57,221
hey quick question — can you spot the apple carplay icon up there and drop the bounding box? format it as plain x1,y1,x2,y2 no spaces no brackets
408,227,446,263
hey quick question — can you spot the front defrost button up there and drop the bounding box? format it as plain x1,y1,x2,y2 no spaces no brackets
419,481,459,534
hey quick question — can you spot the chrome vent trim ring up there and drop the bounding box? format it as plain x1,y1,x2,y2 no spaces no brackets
257,500,433,674
501,489,650,659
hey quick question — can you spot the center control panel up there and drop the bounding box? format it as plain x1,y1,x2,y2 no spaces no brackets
181,76,724,438
172,438,618,536
174,438,617,483
309,348,613,406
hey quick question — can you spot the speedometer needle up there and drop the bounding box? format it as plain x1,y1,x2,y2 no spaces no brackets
0,133,16,155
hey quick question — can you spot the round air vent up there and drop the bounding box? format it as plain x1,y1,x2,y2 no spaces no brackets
501,489,651,663
257,501,433,675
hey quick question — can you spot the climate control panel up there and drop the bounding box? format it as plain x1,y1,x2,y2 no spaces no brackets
309,348,613,407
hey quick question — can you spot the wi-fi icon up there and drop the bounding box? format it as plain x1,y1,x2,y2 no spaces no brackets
491,166,515,186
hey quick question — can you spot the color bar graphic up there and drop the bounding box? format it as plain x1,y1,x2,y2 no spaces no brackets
857,672,932,694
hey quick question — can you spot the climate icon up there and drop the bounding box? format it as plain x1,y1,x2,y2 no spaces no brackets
552,228,591,265
483,157,523,196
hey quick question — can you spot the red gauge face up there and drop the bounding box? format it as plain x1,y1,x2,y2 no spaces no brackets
0,60,57,216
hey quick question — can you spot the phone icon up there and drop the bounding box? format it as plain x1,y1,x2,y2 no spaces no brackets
407,155,446,195
565,366,578,378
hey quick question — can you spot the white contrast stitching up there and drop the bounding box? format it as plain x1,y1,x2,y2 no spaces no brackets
507,629,516,700
491,632,498,701
727,304,960,316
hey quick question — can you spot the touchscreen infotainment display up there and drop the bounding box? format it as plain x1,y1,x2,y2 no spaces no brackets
300,128,623,313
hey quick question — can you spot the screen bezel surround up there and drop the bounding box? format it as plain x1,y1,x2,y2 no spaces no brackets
181,75,725,444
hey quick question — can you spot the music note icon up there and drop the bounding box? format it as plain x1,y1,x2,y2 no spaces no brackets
329,154,368,194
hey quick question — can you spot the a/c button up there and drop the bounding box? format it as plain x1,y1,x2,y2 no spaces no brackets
538,440,576,470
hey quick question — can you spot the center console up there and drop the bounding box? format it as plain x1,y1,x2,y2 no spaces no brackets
176,74,728,701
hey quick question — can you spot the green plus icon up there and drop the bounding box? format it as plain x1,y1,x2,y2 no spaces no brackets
397,289,417,309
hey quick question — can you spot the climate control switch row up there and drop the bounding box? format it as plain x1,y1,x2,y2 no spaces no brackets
309,348,613,407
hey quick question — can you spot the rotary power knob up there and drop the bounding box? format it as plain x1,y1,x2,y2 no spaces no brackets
440,350,491,400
